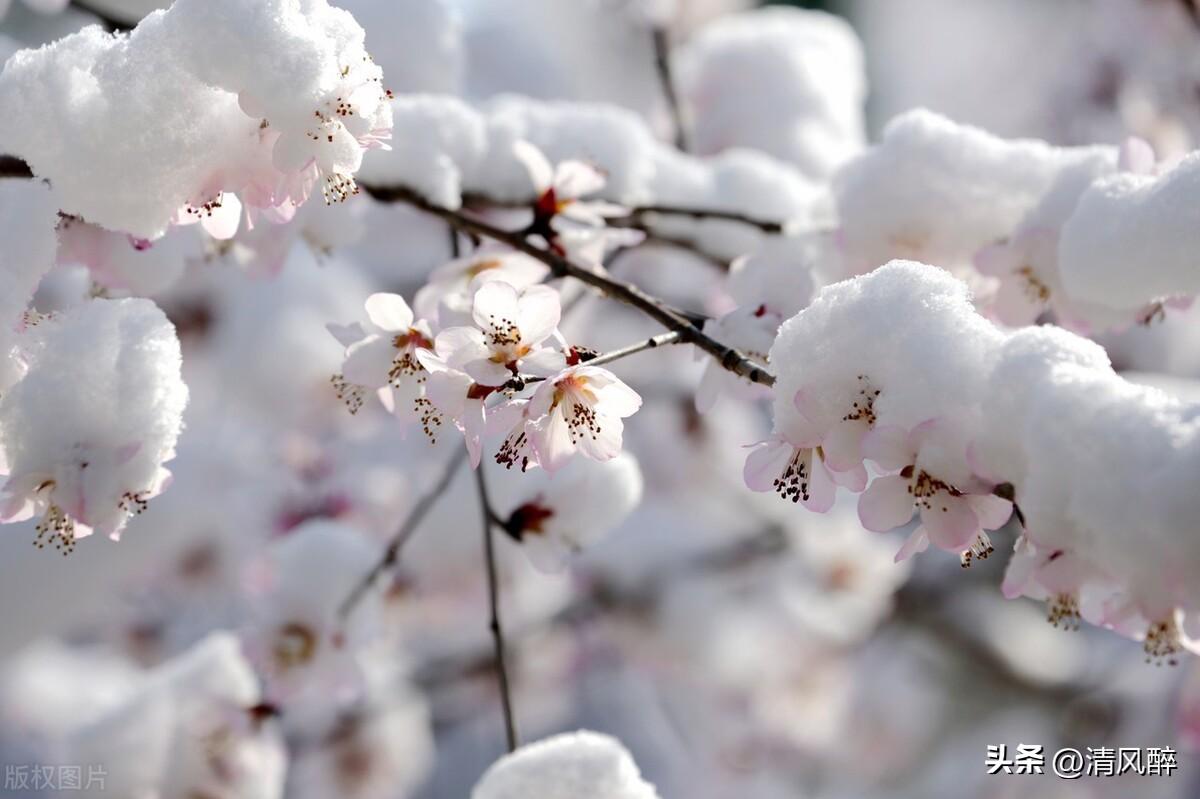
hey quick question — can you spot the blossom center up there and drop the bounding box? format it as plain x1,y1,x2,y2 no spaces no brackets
34,502,76,556
273,621,318,670
1017,265,1051,303
507,502,556,540
1144,617,1181,666
772,448,812,503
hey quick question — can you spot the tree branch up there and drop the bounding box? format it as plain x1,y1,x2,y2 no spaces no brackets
476,461,519,752
461,191,788,235
514,331,684,390
651,27,689,152
361,183,775,388
339,446,468,619
611,204,787,235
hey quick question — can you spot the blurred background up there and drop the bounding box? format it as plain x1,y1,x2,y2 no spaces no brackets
2,1,1200,797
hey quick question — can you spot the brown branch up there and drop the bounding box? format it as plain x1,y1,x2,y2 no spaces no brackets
361,183,775,388
612,205,787,235
339,446,468,619
476,462,519,752
651,27,689,152
461,191,789,235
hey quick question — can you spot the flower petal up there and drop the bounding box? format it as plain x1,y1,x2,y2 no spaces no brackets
857,474,914,532
342,336,396,388
516,284,562,346
1118,136,1156,175
434,326,488,366
919,497,980,551
529,410,576,472
823,420,866,472
829,462,868,492
521,348,567,377
968,494,1013,530
801,458,837,513
522,535,570,574
860,425,911,472
464,357,514,387
364,293,414,332
895,528,930,563
513,140,553,194
743,440,791,493
1001,535,1041,599
575,413,624,463
553,160,606,199
588,373,642,418
472,280,521,333
201,193,242,240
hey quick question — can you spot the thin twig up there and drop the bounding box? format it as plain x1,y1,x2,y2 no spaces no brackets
517,331,684,388
461,191,788,234
582,330,684,368
651,27,689,152
339,446,468,619
612,205,787,234
476,462,519,752
360,183,775,388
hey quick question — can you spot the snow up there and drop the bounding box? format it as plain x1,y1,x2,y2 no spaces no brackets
0,178,59,392
0,0,390,238
0,297,187,540
834,109,1112,275
677,6,866,180
472,730,661,799
1059,152,1200,311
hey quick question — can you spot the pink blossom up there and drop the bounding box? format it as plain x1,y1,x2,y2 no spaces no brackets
173,187,244,241
974,228,1058,328
414,333,509,468
512,140,634,260
414,244,550,325
494,398,539,472
333,294,437,434
435,281,566,387
0,444,172,550
250,55,393,209
523,365,642,472
743,384,874,512
743,436,866,514
1001,534,1103,630
858,420,1012,564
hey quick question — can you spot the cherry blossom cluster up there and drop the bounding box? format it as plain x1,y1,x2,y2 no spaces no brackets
331,283,642,573
752,260,1200,664
0,297,187,550
832,109,1196,334
3,0,1200,795
0,0,392,241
